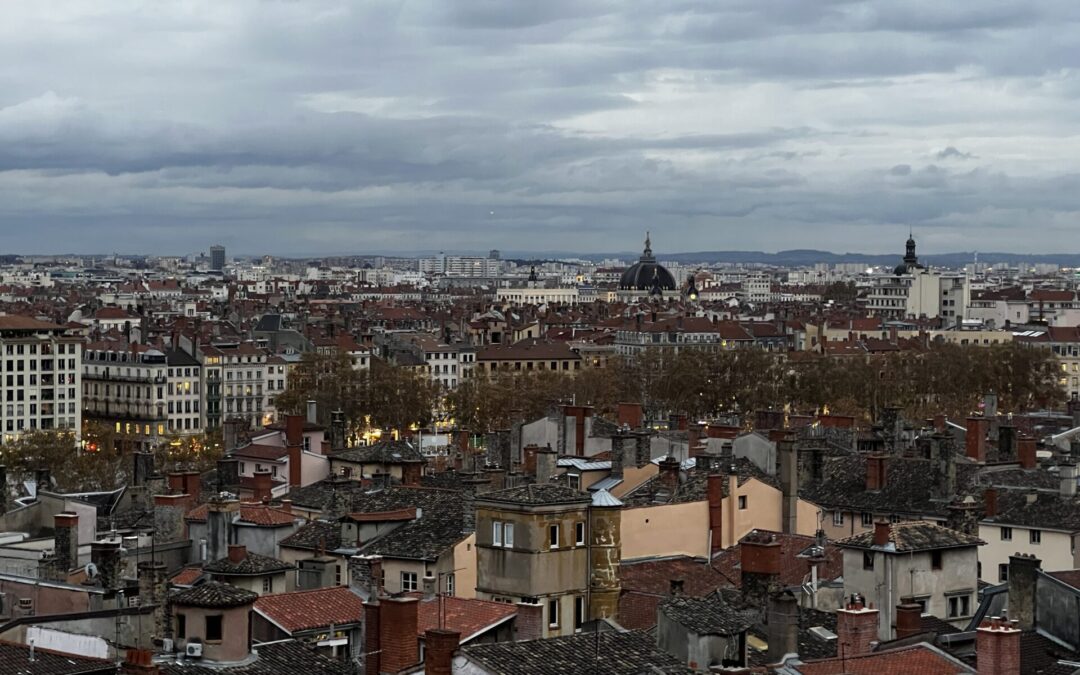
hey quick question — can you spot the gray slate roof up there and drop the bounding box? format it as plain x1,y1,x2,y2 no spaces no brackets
837,521,984,552
161,640,347,674
660,594,758,636
204,551,294,576
462,630,693,675
476,483,590,506
171,581,258,608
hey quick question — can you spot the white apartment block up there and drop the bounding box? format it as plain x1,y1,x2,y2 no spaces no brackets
0,317,81,443
419,255,502,277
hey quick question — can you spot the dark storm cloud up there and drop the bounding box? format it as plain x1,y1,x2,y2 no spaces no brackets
2,1,1080,255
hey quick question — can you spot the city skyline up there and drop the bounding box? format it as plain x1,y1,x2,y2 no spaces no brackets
5,2,1080,255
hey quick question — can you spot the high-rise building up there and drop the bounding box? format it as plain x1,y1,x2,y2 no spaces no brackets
210,245,226,272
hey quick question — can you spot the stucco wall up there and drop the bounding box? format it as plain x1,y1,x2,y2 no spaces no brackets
978,523,1074,584
621,501,710,560
452,533,477,599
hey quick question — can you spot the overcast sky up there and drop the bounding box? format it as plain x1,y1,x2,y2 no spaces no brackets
4,1,1080,257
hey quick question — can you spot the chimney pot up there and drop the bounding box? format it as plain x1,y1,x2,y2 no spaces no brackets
873,521,891,546
227,544,246,563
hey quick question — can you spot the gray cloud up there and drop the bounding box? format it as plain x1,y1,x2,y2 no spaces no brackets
2,1,1080,255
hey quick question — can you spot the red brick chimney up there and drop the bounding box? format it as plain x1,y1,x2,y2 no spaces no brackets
515,601,544,641
874,521,891,546
523,444,538,477
182,471,202,503
252,470,273,503
122,648,160,675
708,474,724,553
617,403,643,430
658,456,680,492
933,414,947,433
895,602,922,639
285,415,305,487
977,617,1021,675
837,595,880,658
227,544,246,563
280,499,292,514
379,597,419,672
167,472,185,494
364,601,381,675
741,533,782,576
966,417,989,462
1018,436,1037,470
401,461,422,487
866,454,887,491
984,488,998,518
424,628,461,675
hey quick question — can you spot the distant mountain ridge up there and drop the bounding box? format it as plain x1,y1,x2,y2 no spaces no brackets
505,249,1080,267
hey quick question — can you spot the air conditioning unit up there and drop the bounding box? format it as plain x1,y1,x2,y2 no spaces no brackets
185,643,203,658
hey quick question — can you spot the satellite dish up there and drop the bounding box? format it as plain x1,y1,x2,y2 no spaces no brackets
86,562,99,579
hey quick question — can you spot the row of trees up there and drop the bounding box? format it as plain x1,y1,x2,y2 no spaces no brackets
276,342,1064,436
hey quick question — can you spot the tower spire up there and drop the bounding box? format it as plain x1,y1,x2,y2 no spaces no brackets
642,231,653,259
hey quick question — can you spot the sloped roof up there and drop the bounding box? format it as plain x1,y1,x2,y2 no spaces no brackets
837,521,984,552
659,594,758,636
254,587,364,633
476,483,590,506
462,630,693,675
417,595,517,642
171,581,257,608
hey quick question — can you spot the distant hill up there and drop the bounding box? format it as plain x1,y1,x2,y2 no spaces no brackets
523,249,1080,267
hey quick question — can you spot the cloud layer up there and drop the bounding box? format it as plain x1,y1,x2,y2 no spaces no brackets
3,1,1080,256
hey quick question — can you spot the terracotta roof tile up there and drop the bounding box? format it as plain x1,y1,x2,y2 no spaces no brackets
417,595,517,642
254,587,364,633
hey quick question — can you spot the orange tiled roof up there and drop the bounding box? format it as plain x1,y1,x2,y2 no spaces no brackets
417,595,517,642
254,586,364,633
795,643,969,674
238,504,297,526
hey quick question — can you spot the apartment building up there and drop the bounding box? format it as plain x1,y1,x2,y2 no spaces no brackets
211,341,271,429
0,316,82,443
82,342,167,451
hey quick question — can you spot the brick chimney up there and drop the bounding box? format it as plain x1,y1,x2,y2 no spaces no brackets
522,445,539,477
708,473,724,553
1018,436,1037,470
515,601,544,641
122,648,160,675
874,521,891,546
837,595,880,658
895,601,923,639
778,436,798,535
252,470,273,503
227,544,247,564
182,471,202,503
966,417,989,462
984,488,998,518
286,414,304,487
617,402,643,430
658,456,680,492
977,617,1021,675
424,628,460,675
364,601,381,675
379,597,420,672
402,461,422,487
52,512,79,576
634,431,652,467
766,591,799,664
167,472,185,494
866,454,887,491
933,414,947,433
741,531,781,608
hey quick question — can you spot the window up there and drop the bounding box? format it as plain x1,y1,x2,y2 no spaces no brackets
863,552,874,570
567,474,580,490
205,615,223,642
861,512,873,528
401,572,418,592
948,594,971,618
575,596,586,632
548,599,559,628
575,522,586,547
493,522,503,547
445,574,456,597
832,511,844,526
504,523,514,548
176,613,187,639
999,564,1009,582
931,550,942,570
1030,529,1042,545
1001,527,1013,541
263,577,272,594
738,496,748,510
549,524,560,549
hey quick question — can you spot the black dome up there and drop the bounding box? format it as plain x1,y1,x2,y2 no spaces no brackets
619,233,677,293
